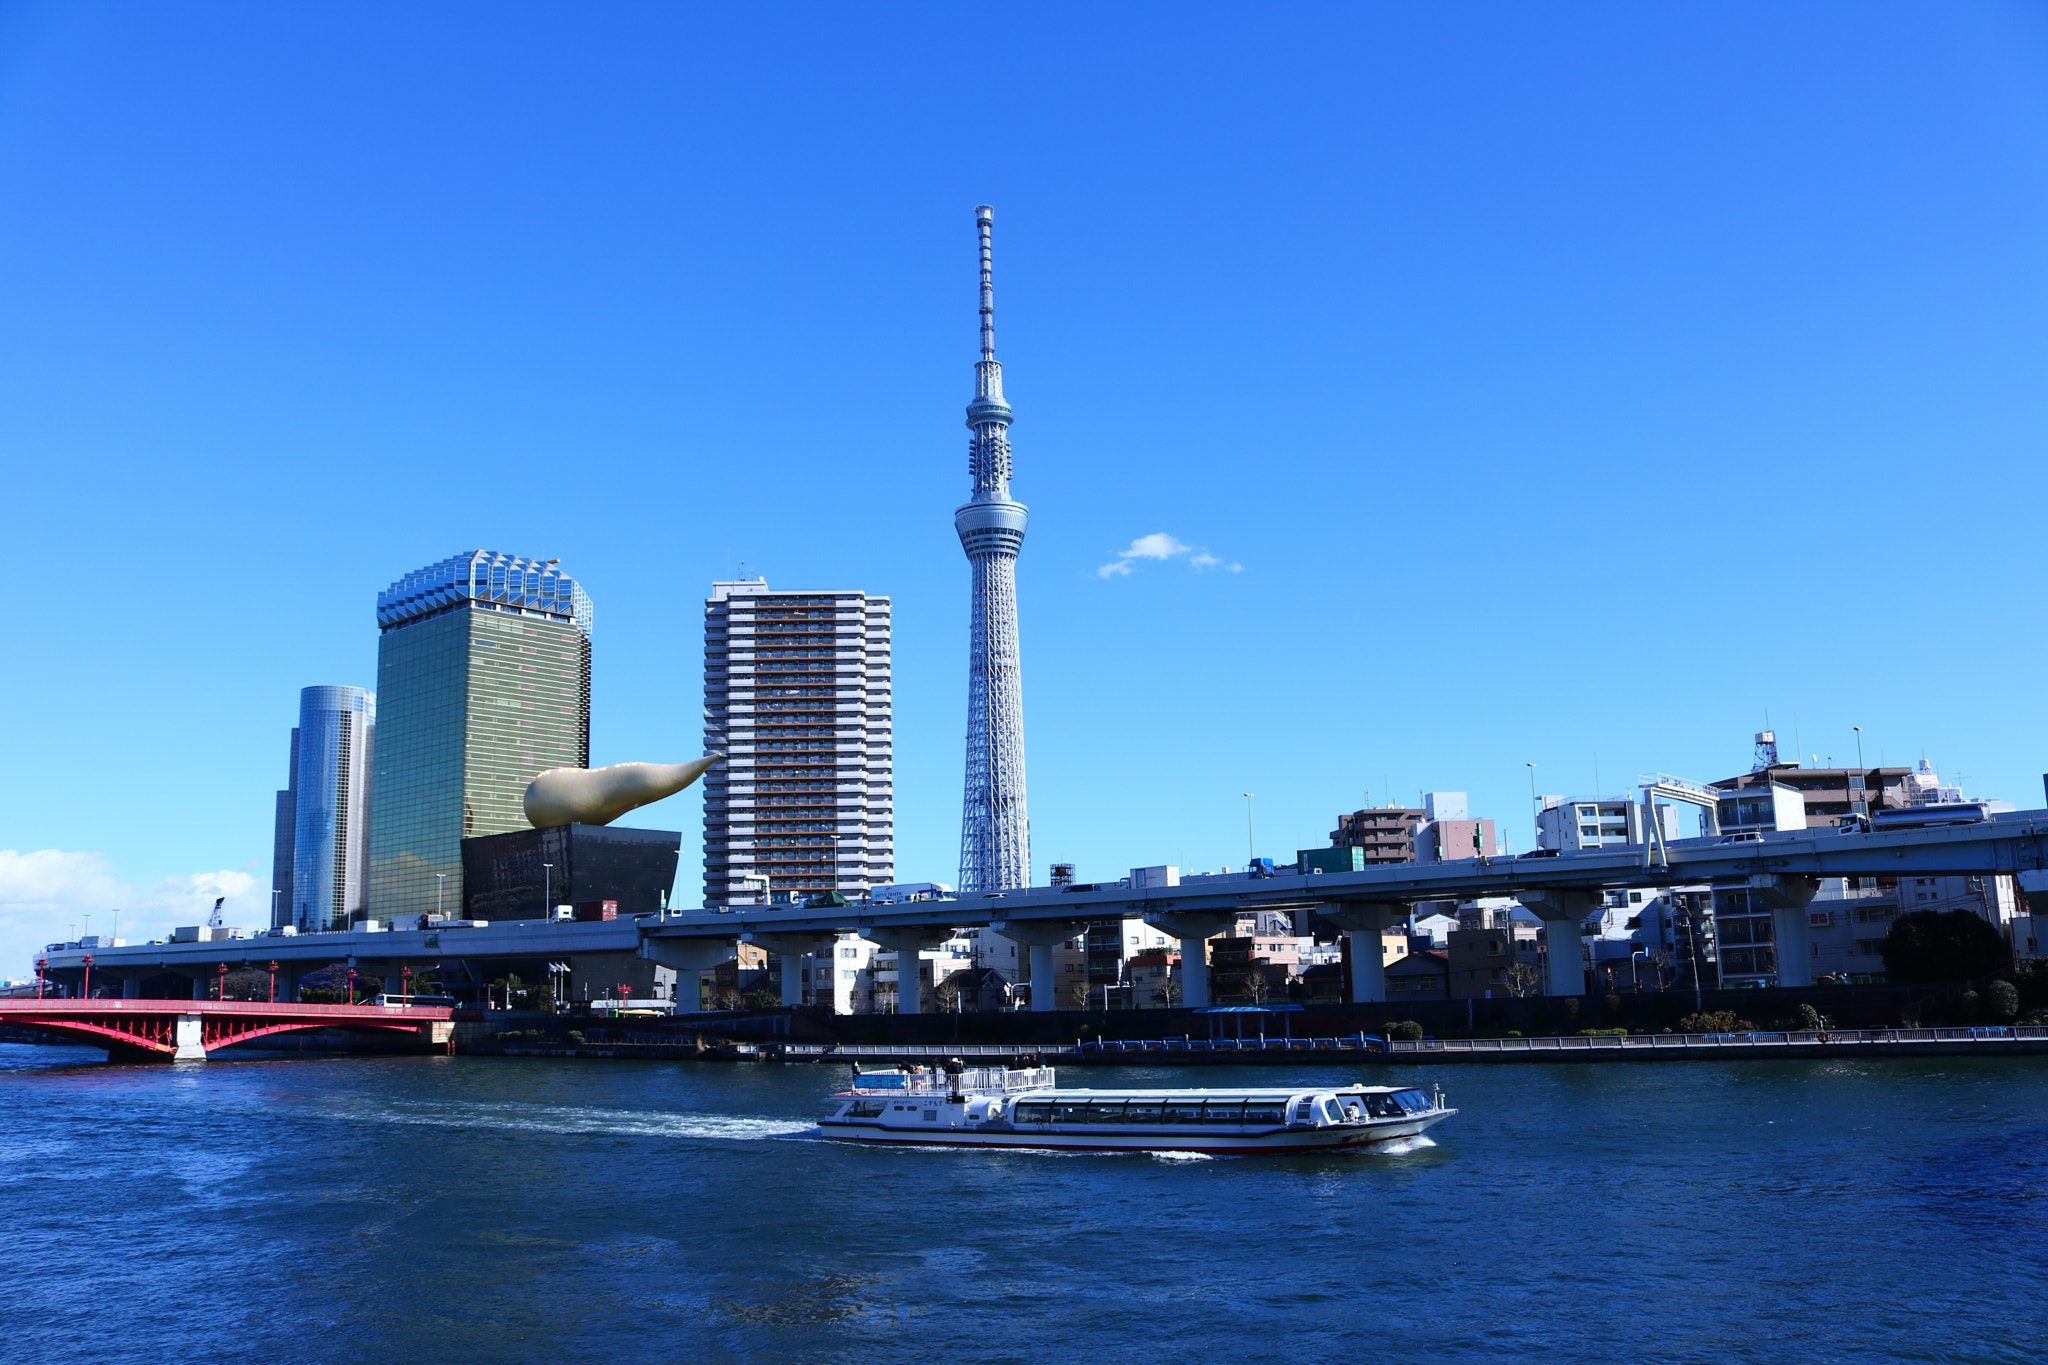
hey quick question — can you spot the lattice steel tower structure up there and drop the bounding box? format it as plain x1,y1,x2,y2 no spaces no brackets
955,204,1031,892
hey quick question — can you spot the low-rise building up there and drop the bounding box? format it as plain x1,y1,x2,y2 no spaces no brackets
1536,796,1683,852
1447,906,1543,999
1386,950,1449,1001
1327,806,1428,864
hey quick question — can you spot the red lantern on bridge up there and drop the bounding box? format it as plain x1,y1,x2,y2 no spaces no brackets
81,954,93,1001
217,962,229,1001
268,960,279,1004
346,967,358,1006
34,959,46,1000
400,966,413,1004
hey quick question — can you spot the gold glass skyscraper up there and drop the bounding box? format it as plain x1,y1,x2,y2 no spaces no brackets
368,551,593,921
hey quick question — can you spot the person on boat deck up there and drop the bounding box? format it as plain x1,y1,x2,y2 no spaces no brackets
1341,1099,1366,1122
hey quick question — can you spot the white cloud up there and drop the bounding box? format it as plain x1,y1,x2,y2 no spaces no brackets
1097,532,1241,578
0,849,267,980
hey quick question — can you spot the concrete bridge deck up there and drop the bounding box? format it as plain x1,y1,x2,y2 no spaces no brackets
34,809,2048,1013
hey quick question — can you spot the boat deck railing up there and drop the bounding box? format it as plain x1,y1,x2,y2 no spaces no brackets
851,1066,1057,1096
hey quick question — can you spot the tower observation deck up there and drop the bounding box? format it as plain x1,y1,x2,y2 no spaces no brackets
956,205,1030,892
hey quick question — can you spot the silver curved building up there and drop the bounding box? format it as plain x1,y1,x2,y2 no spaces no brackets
956,205,1031,892
271,685,376,933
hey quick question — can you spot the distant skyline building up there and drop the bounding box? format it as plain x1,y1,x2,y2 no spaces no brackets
270,726,299,928
701,578,894,907
271,685,376,932
956,204,1031,892
368,551,592,920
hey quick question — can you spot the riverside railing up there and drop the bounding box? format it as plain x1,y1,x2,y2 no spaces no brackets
1388,1026,2048,1054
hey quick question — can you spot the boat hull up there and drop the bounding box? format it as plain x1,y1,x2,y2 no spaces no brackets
818,1111,1451,1154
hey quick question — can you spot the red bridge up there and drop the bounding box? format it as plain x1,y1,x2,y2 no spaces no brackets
0,999,455,1061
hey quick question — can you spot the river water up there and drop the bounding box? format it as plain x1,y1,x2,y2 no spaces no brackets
3,1042,2045,1364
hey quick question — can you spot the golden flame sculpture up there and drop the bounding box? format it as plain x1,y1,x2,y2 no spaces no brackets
522,756,720,829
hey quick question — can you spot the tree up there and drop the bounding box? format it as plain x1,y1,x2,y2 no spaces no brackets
1066,978,1093,1010
1152,980,1182,1008
1984,978,2019,1023
1504,962,1543,998
1880,910,2011,984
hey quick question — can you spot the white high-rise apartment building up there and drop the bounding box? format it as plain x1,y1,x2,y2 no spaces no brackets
702,579,893,907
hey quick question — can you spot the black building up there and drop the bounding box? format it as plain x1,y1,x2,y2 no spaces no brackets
461,825,682,921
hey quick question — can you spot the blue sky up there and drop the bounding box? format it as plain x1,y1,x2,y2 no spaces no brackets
4,3,2047,971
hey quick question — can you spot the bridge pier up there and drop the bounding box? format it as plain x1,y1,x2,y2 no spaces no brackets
864,927,954,1015
1318,901,1404,1003
1736,875,1822,988
1516,889,1597,997
173,1014,206,1060
743,933,838,1009
640,936,740,1013
991,920,1088,1013
1143,911,1238,1009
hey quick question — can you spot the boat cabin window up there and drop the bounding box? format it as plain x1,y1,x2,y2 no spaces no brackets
1393,1089,1432,1114
846,1100,886,1118
1364,1093,1404,1118
1013,1101,1052,1125
1242,1101,1286,1125
1288,1099,1314,1123
1050,1101,1094,1124
1320,1099,1345,1124
1203,1101,1246,1126
1340,1097,1369,1122
1161,1099,1205,1125
1124,1101,1164,1125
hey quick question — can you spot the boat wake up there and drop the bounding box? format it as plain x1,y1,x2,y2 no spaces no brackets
354,1100,815,1142
1363,1134,1438,1156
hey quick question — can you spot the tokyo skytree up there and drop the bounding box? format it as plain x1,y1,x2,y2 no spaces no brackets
956,205,1031,892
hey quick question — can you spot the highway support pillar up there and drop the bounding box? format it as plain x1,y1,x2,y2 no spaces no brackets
1515,889,1598,997
743,933,839,1009
173,1014,206,1061
1142,911,1239,1010
864,927,954,1016
990,920,1089,1013
1737,875,1822,989
1318,902,1405,1004
640,935,742,1013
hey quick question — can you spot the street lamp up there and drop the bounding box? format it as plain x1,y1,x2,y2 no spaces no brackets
267,960,279,1003
542,863,554,917
435,873,446,921
216,962,229,1001
81,954,94,1001
1527,762,1539,846
1853,726,1865,772
1243,793,1256,864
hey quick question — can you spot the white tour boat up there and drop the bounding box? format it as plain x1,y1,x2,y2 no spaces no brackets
819,1063,1454,1154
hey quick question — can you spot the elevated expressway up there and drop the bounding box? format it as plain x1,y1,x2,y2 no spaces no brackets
40,812,2048,1012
